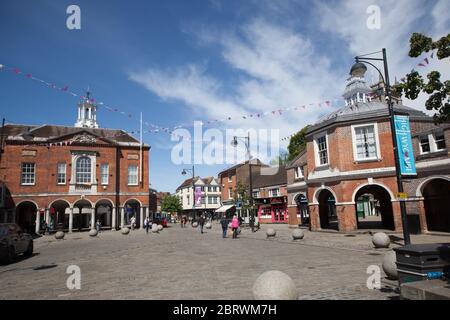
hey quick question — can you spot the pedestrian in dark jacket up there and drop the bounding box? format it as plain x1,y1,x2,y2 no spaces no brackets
198,215,205,234
220,215,228,238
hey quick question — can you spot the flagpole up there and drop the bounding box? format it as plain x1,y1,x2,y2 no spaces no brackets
139,112,143,185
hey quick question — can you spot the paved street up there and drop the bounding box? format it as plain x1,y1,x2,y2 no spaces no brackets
1,223,449,300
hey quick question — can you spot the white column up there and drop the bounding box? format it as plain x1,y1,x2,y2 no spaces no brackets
91,207,95,230
140,207,144,229
35,210,41,234
69,207,73,233
120,207,125,228
45,208,50,225
112,207,116,230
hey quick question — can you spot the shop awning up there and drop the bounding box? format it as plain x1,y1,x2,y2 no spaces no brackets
215,204,235,213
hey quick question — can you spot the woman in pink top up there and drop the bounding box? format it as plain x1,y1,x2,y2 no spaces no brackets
231,215,239,239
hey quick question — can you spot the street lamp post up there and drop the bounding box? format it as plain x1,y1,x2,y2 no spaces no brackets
231,133,254,228
355,48,411,245
182,165,196,220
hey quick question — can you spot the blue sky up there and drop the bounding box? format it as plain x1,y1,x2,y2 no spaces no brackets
1,0,449,192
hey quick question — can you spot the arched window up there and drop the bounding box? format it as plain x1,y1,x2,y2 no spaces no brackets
76,157,91,183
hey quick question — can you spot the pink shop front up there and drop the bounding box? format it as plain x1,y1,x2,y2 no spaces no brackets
256,196,288,224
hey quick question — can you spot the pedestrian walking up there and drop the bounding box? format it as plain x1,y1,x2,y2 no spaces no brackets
144,217,150,234
41,220,47,235
130,216,136,230
198,215,205,234
220,215,228,238
231,215,239,239
95,219,101,233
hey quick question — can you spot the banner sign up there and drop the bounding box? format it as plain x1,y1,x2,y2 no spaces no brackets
194,186,202,206
394,115,417,176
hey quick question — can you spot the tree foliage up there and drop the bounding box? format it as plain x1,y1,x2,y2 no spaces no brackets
287,125,310,161
161,194,183,214
393,33,450,123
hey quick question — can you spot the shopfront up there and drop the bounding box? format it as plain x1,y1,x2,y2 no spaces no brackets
256,196,287,224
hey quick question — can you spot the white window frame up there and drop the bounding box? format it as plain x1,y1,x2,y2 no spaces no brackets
100,163,109,185
294,166,303,179
228,187,233,199
75,156,92,184
419,134,431,154
269,188,280,197
57,163,66,185
228,175,232,183
433,132,446,152
252,190,260,198
420,132,446,154
21,163,36,185
128,165,139,186
313,132,330,167
351,123,381,162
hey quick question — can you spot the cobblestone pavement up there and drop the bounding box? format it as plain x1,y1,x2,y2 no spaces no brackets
1,223,448,300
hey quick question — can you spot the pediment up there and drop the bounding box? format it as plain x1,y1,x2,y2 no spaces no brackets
49,130,114,146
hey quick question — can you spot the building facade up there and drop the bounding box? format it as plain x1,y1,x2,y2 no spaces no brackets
252,166,288,224
176,176,221,218
286,63,450,234
0,93,150,233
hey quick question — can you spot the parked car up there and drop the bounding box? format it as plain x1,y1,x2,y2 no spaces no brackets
0,223,33,264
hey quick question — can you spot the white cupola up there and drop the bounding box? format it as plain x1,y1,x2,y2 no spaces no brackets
75,89,99,128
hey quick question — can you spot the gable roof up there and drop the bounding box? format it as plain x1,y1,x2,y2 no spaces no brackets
2,123,147,147
218,158,266,177
176,176,220,191
252,165,287,188
286,149,307,169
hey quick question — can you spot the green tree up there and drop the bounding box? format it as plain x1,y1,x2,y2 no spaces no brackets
270,151,289,166
287,125,310,161
393,33,450,123
161,194,183,214
233,182,250,209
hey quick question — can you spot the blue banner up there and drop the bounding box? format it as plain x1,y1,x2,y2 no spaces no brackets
394,115,417,176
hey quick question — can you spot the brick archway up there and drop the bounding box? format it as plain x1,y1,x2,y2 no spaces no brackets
422,178,450,233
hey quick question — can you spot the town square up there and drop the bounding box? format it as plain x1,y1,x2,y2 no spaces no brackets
0,0,449,305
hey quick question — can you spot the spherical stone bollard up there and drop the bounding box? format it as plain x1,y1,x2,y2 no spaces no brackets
292,229,304,240
151,224,159,233
382,250,398,280
121,227,130,235
205,222,212,229
192,222,198,228
266,228,276,238
54,231,65,240
372,232,390,248
253,270,297,300
157,224,163,231
89,229,98,237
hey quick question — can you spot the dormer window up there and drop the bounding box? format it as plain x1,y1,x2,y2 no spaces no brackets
294,166,303,179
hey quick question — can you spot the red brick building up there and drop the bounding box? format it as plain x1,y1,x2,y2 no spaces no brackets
217,159,266,220
252,166,288,224
0,93,150,233
287,63,450,233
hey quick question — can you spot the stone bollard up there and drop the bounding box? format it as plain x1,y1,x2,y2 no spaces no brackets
372,232,390,248
205,222,212,229
253,270,298,300
192,222,198,228
54,231,65,240
266,228,276,238
152,224,159,233
89,229,98,237
121,227,130,235
292,229,304,240
382,250,398,280
157,224,163,231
